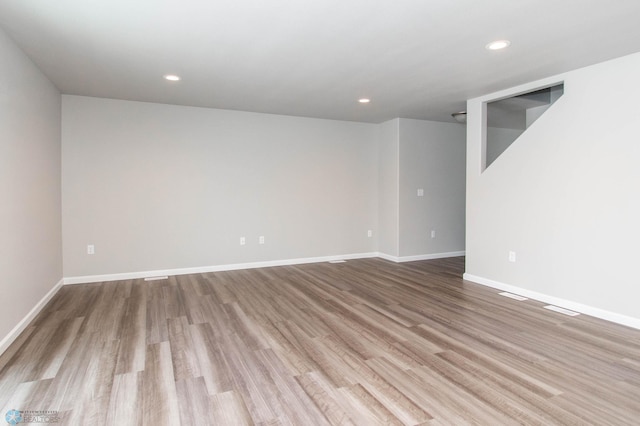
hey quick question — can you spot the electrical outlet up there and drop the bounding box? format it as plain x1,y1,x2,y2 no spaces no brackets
509,251,516,262
367,230,372,237
240,237,246,246
430,230,436,239
417,188,424,197
259,236,265,245
87,244,95,255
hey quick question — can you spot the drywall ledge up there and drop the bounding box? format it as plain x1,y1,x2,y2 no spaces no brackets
463,273,640,330
0,279,64,355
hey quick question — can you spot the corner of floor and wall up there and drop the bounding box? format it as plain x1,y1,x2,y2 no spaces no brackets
3,25,640,357
1,21,468,355
0,27,64,355
463,52,640,330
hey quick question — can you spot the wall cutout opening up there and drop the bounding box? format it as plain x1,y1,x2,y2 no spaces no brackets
484,83,564,170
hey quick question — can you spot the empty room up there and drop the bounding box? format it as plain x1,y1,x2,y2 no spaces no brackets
1,1,639,425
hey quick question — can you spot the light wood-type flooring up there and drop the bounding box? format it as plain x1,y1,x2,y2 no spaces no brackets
1,257,639,425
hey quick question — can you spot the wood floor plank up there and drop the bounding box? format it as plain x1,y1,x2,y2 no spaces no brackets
189,322,235,395
0,379,47,417
1,256,639,425
65,338,120,425
145,283,170,345
315,335,433,424
114,281,147,375
0,326,35,373
254,348,329,426
167,316,201,381
210,390,253,425
368,356,515,425
217,332,278,423
175,377,213,426
106,372,142,426
141,342,181,426
296,371,356,425
434,350,586,425
45,330,107,411
336,383,404,426
258,319,318,376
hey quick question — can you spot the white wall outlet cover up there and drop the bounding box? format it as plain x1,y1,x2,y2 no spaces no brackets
87,245,95,254
240,237,246,245
417,189,424,197
259,236,265,244
508,251,516,262
367,230,372,237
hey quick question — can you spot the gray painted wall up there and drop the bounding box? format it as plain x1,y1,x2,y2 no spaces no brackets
466,52,640,321
398,119,466,257
377,119,399,257
63,101,467,277
0,28,62,341
62,96,378,277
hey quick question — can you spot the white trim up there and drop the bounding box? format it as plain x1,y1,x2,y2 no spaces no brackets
376,252,400,262
396,251,466,263
63,251,468,285
63,252,380,284
374,251,466,264
0,279,63,355
463,273,640,330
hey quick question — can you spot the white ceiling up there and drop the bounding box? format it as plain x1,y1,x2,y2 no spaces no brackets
1,0,640,123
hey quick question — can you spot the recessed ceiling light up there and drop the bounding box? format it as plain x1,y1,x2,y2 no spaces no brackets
358,98,371,104
163,74,181,81
485,40,511,50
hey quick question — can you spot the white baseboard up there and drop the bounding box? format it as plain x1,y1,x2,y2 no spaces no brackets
376,253,399,262
63,252,380,285
377,251,466,263
0,279,63,355
463,273,640,330
64,251,467,285
397,251,466,263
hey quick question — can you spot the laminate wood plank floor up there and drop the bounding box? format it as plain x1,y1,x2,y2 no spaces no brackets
1,257,639,425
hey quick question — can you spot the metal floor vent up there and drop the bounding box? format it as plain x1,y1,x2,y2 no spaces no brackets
544,305,580,316
144,276,169,281
499,292,528,301
328,260,346,264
